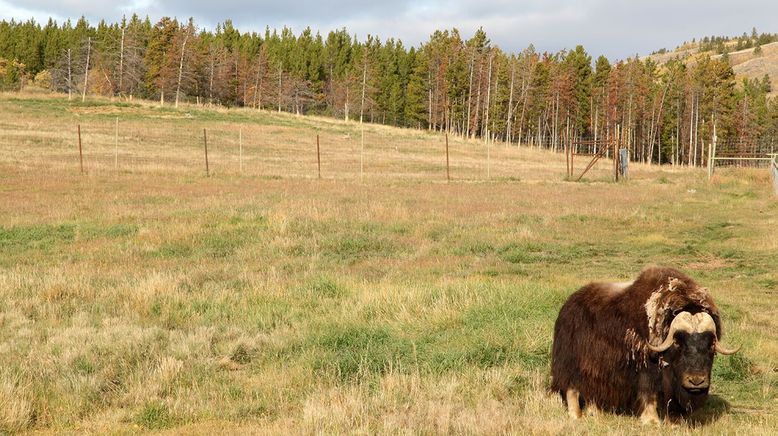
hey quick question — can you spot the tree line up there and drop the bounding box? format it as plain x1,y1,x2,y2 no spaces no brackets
1,16,777,165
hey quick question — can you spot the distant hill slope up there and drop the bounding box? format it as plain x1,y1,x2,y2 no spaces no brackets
644,40,778,98
715,42,778,96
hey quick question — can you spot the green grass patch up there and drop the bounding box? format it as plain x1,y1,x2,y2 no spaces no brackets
323,233,400,263
0,223,76,250
313,324,414,382
150,242,194,259
135,401,173,430
302,276,349,299
713,353,755,382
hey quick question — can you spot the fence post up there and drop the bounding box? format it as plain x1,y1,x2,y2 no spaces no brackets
78,124,84,175
771,155,778,197
445,132,450,182
711,122,718,179
317,134,321,179
619,148,629,180
565,135,570,178
360,125,365,183
114,117,119,172
203,128,210,177
614,125,619,182
487,138,491,180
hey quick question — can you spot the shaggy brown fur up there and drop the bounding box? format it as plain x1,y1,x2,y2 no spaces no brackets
550,266,722,416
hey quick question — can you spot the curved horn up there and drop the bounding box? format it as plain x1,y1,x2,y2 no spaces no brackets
694,312,741,356
648,311,694,353
714,343,741,355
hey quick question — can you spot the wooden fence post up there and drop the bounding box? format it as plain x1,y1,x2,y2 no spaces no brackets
614,125,620,182
487,138,491,180
565,137,571,179
711,122,718,179
445,132,450,182
77,124,84,174
114,117,118,172
203,128,210,177
771,155,778,197
317,134,321,179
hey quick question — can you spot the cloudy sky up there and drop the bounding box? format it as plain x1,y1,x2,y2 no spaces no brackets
1,0,776,60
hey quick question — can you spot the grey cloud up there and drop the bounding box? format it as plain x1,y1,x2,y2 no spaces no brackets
151,0,415,25
5,0,135,20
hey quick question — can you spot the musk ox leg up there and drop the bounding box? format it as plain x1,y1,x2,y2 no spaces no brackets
638,372,660,425
566,388,582,419
639,397,660,425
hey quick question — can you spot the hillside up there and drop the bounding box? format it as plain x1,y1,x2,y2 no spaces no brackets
645,40,778,97
715,42,778,96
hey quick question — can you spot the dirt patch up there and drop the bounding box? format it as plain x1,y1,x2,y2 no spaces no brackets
687,258,733,271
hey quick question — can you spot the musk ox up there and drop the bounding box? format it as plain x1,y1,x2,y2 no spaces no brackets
551,267,739,423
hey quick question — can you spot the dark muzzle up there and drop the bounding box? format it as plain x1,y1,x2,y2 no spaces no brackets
682,374,710,394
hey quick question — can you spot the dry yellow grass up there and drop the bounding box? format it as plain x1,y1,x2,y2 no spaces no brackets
1,92,777,434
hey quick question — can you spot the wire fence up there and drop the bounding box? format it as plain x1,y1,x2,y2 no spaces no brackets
0,117,600,180
713,139,778,168
2,114,628,183
3,106,776,185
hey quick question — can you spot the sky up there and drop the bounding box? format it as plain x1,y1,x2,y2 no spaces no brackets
2,0,777,60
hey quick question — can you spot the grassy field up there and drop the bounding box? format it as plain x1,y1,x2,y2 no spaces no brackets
1,92,777,434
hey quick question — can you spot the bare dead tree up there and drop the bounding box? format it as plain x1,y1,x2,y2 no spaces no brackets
66,48,73,99
277,61,283,112
251,46,268,109
174,25,194,108
82,37,91,102
290,77,315,115
483,52,493,142
115,24,146,98
360,53,368,123
506,57,516,143
204,40,228,105
51,39,94,100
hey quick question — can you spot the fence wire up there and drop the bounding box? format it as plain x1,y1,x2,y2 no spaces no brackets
713,139,777,168
0,114,626,182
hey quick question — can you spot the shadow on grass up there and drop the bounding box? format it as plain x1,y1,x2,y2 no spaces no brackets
685,394,731,427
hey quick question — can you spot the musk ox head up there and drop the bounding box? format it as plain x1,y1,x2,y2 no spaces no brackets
649,311,740,413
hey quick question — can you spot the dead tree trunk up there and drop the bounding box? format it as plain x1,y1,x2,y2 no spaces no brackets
174,30,190,109
67,48,73,100
81,37,91,103
360,56,368,124
118,27,125,95
505,60,515,143
253,55,264,109
277,63,283,112
466,52,475,138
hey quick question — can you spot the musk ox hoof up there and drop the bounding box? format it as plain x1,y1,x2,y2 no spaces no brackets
566,388,582,419
639,411,661,426
586,405,602,417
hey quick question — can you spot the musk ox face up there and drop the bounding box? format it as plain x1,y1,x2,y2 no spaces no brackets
663,329,716,411
650,311,740,413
